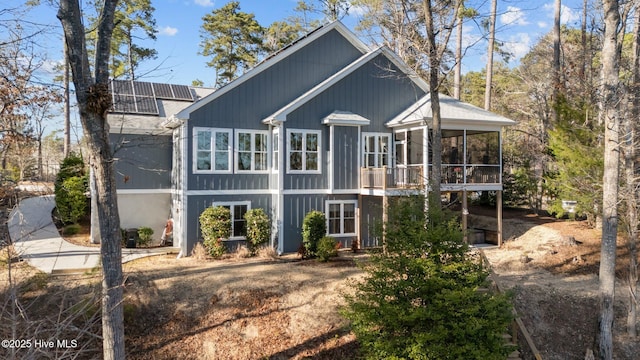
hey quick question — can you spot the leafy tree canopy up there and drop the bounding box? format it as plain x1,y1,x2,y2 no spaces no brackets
199,1,265,87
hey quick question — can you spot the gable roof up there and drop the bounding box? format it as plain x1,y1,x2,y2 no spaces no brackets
174,21,370,121
262,46,429,124
386,93,517,130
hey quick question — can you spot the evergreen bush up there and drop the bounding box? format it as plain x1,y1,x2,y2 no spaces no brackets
54,153,88,225
137,227,154,247
342,196,515,359
316,236,338,262
199,206,230,258
244,208,270,256
302,210,326,258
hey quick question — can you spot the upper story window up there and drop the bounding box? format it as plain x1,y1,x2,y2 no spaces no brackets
194,127,232,173
236,130,269,172
287,129,321,173
362,133,391,168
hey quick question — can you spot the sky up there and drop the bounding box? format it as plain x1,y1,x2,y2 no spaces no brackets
17,0,589,89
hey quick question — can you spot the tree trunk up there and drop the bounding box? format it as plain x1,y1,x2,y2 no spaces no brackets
484,0,496,111
453,3,463,100
57,1,125,359
423,0,442,205
598,0,621,358
553,0,561,113
626,4,640,340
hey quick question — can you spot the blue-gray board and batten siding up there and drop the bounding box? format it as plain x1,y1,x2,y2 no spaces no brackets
186,29,364,192
111,134,172,189
280,194,360,253
185,194,272,253
180,28,427,254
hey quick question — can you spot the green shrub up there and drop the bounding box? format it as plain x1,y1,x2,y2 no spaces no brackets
54,153,88,225
316,236,338,262
137,227,154,247
302,210,326,258
56,176,88,224
244,208,270,256
342,196,515,359
62,224,82,236
199,206,230,258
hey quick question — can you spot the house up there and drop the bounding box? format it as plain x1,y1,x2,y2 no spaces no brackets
107,21,516,256
106,80,215,242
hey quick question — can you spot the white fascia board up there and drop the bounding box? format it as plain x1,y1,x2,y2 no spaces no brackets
322,111,371,126
176,21,370,121
387,94,517,128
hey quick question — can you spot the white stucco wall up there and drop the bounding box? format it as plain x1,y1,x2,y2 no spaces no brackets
117,193,171,244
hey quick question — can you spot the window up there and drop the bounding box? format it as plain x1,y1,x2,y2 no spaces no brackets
287,129,321,173
363,133,390,168
194,128,232,173
273,129,279,171
236,130,269,172
326,200,357,236
213,202,250,238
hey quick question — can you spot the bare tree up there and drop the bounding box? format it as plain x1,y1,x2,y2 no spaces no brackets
484,0,496,111
598,0,622,357
423,0,460,205
57,1,125,359
624,1,639,339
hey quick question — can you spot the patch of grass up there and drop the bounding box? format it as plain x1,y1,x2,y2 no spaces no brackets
21,272,49,292
63,223,82,236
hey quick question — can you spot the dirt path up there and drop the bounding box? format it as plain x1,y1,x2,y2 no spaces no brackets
479,214,639,360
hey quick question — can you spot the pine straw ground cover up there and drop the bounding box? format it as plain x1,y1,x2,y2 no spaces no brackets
2,205,640,359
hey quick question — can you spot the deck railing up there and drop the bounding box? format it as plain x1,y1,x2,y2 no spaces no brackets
360,166,424,189
360,165,500,189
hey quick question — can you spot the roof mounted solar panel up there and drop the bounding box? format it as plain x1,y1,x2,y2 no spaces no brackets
109,79,192,115
112,93,137,113
111,79,133,94
135,95,159,115
152,83,174,99
170,84,194,101
133,81,154,97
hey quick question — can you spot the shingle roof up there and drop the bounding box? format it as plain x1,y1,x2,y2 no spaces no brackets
386,93,516,129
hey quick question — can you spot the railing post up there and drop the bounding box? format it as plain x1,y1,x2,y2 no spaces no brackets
382,166,387,190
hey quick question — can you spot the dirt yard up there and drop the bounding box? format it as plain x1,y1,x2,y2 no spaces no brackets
2,201,640,359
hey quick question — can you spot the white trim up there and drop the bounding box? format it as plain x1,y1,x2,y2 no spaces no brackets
387,93,517,129
322,111,371,126
329,125,334,192
272,128,280,173
283,189,359,195
277,123,285,252
177,21,369,121
325,200,358,236
234,129,270,173
211,201,251,240
193,127,233,174
117,189,172,195
362,132,392,168
186,189,275,196
286,129,322,174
